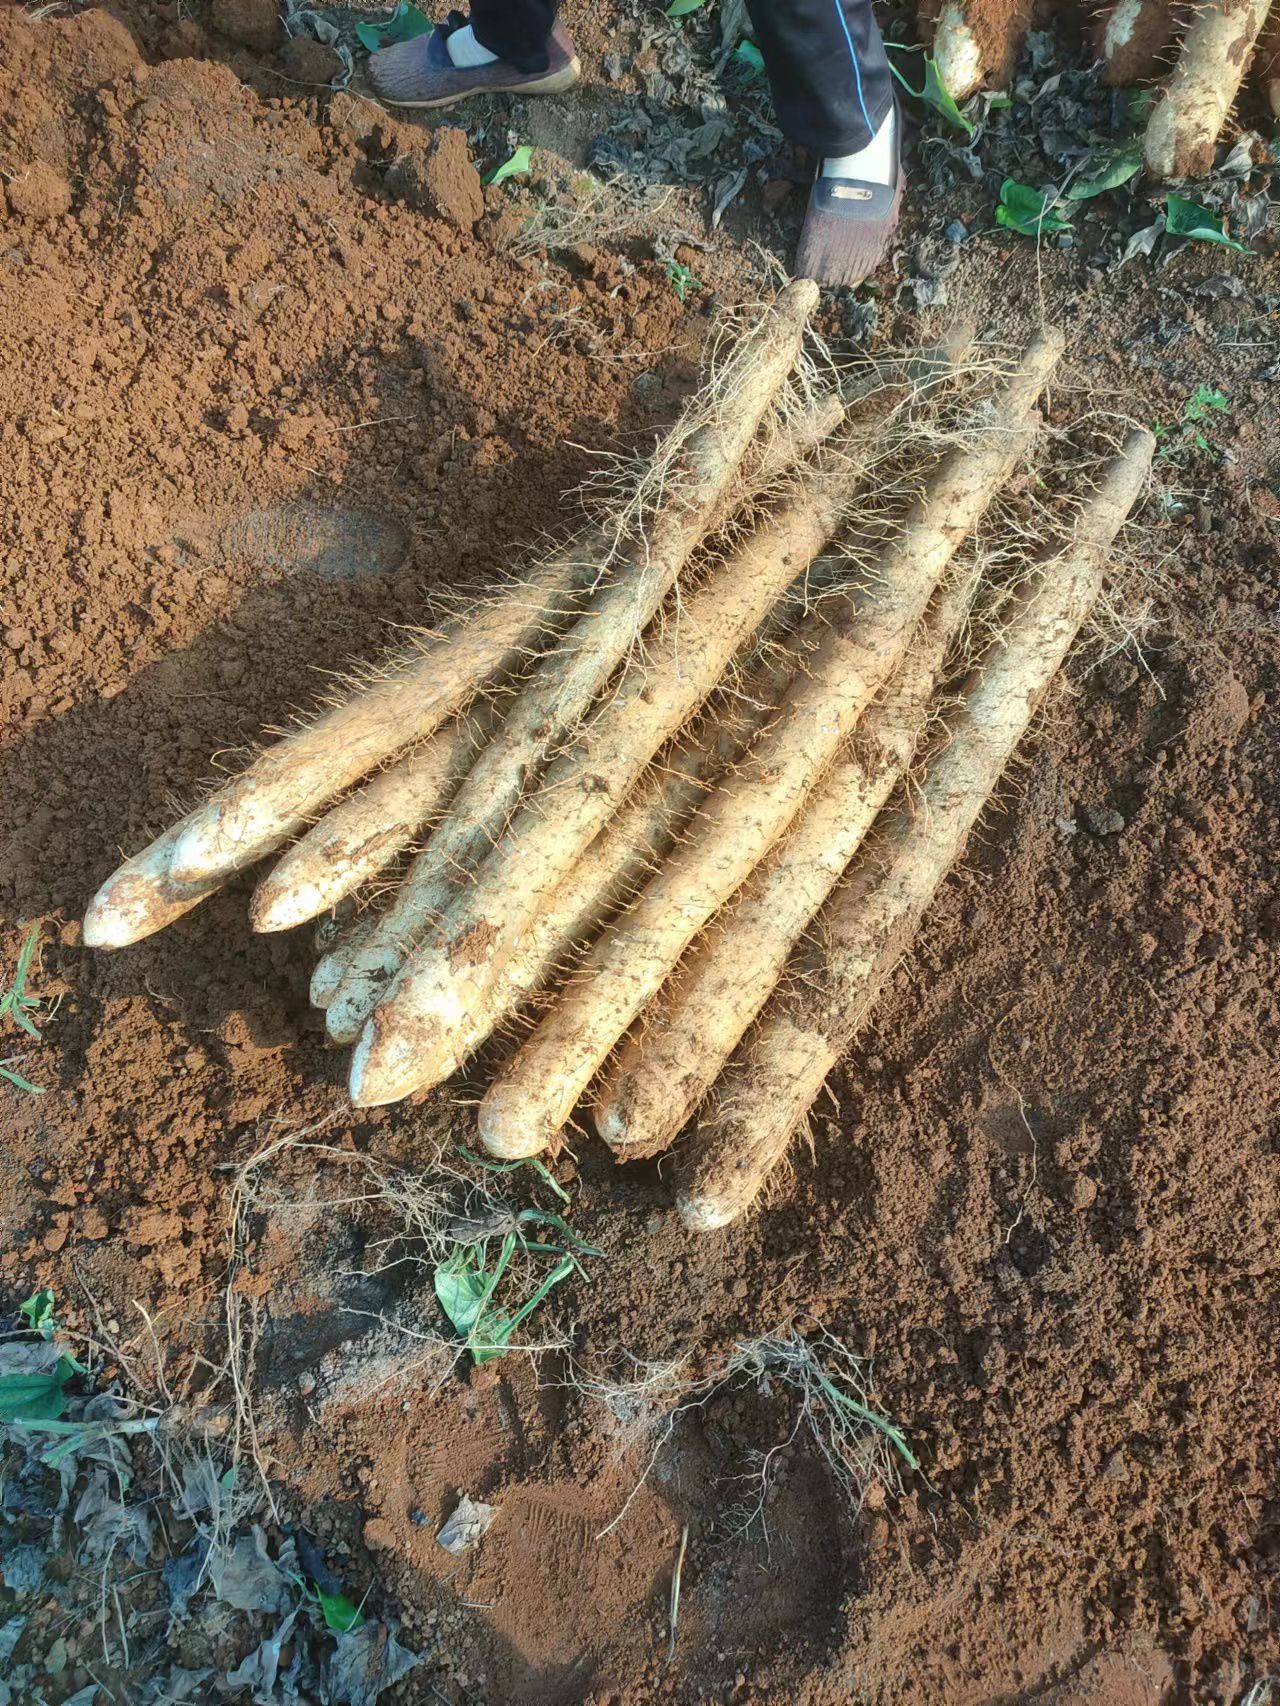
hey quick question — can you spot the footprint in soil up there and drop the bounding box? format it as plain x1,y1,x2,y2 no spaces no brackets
188,502,411,581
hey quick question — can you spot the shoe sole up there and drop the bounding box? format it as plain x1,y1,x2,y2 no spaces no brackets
380,57,581,109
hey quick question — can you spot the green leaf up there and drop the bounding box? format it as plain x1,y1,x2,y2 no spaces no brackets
665,0,706,15
435,1233,519,1364
996,178,1073,238
457,1145,571,1206
814,1369,920,1473
484,144,534,187
1067,148,1142,201
887,50,973,136
921,57,973,136
1164,194,1248,252
315,1585,365,1632
516,1208,603,1260
19,1288,56,1340
469,1255,574,1364
433,1250,494,1341
0,1361,76,1424
0,1059,43,1095
1184,383,1229,422
434,1230,575,1366
734,40,764,74
354,2,432,51
1,924,43,1038
665,259,703,302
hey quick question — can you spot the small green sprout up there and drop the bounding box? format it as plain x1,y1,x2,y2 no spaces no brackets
665,259,703,302
1,923,46,1094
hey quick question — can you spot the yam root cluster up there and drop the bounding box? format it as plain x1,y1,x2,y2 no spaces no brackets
85,287,1153,1227
923,0,1278,181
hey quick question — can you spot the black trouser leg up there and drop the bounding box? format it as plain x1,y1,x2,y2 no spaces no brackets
745,0,894,156
469,0,558,72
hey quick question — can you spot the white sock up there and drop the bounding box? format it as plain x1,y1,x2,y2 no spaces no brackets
822,106,895,186
446,23,499,67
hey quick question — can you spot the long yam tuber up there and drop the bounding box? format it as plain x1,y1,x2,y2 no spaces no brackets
679,428,1156,1231
477,334,1064,1158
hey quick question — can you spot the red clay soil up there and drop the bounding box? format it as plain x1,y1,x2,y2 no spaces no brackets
2,5,1279,1704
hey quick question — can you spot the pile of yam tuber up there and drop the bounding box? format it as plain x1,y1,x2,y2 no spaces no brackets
86,285,1153,1228
926,0,1278,181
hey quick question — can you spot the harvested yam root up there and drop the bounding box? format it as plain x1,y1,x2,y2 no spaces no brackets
1094,0,1183,86
925,0,1272,180
921,0,1034,99
343,336,978,1098
677,429,1156,1232
1143,0,1272,179
476,334,1063,1157
84,300,1156,1235
249,707,496,933
589,568,979,1164
1252,5,1280,117
83,283,818,950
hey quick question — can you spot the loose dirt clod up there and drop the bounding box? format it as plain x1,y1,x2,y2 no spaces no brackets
385,129,486,230
5,159,72,222
209,0,282,52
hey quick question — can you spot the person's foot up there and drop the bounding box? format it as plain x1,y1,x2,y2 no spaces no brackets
794,103,903,290
369,13,580,109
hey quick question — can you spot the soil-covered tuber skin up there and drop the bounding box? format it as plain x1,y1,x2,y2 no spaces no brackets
347,407,868,1102
1094,0,1182,87
249,708,497,934
924,0,1035,99
678,427,1156,1232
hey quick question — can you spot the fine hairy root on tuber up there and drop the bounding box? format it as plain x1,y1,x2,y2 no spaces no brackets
85,291,1156,1235
677,428,1156,1232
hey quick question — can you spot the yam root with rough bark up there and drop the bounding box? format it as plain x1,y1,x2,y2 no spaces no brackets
1094,0,1183,86
1143,0,1271,179
589,568,979,1163
678,428,1156,1233
475,333,1063,1159
82,284,819,951
921,0,1035,99
249,708,495,933
1252,5,1280,116
344,364,911,1093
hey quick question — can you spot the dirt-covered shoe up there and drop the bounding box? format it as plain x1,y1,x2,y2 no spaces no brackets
370,16,580,109
794,145,903,291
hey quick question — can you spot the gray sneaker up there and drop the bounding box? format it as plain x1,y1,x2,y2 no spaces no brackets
370,16,580,109
795,107,904,291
